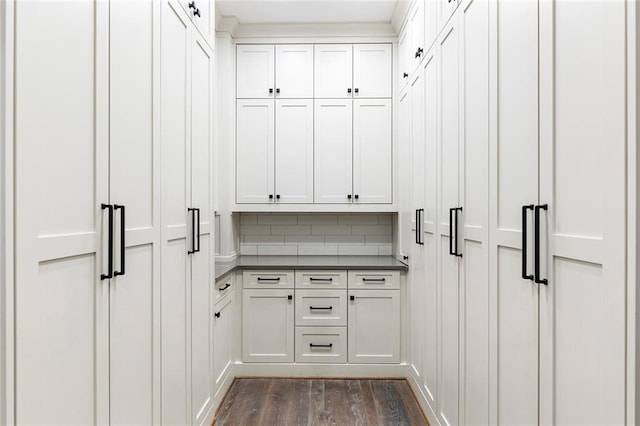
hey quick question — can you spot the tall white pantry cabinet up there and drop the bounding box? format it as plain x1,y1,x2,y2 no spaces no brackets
2,0,216,425
398,0,640,425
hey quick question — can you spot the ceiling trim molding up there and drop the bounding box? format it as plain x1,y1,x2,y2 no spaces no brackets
391,0,411,34
216,15,240,35
228,21,396,39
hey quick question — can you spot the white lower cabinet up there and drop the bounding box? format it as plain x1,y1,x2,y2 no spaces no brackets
213,279,234,388
242,269,402,365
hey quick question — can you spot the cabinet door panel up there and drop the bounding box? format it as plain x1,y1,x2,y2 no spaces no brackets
314,99,353,203
160,2,191,424
214,294,234,387
242,289,295,362
409,0,425,72
275,99,314,203
398,91,412,260
538,1,627,424
275,44,313,98
236,44,274,99
109,1,159,424
236,100,275,203
348,290,400,363
490,2,539,424
398,31,410,90
314,44,352,98
353,99,392,203
14,0,109,423
353,44,392,98
460,1,490,424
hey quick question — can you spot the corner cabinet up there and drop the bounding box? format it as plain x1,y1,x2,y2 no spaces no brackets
235,43,393,208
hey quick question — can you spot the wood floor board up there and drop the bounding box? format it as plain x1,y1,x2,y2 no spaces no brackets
214,378,429,426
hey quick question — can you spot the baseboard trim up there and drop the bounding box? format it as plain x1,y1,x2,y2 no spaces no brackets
233,362,408,378
407,372,440,426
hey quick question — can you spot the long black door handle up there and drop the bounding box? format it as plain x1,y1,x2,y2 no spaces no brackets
415,209,419,244
187,208,196,254
195,208,201,253
419,209,425,245
521,205,534,280
101,203,114,280
114,204,126,277
449,208,455,256
534,204,548,285
454,207,463,257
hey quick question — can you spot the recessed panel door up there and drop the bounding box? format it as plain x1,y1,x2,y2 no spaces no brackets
236,44,274,99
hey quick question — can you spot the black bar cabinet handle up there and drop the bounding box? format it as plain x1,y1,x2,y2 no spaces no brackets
449,208,455,255
419,209,425,245
114,204,126,277
219,283,231,292
310,306,333,310
362,277,385,282
101,203,114,280
415,209,419,244
534,204,548,285
454,207,463,257
187,208,196,254
257,277,281,281
310,343,333,348
310,277,333,282
195,208,201,253
521,205,534,280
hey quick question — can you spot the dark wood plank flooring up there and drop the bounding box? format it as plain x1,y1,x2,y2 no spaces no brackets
214,378,429,426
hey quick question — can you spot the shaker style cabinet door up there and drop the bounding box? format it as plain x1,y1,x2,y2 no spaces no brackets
314,44,353,98
236,100,275,203
353,99,392,203
275,99,314,203
236,44,275,99
353,44,392,98
275,44,313,98
314,99,353,203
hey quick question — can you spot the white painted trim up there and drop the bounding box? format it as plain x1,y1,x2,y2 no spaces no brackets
228,21,396,40
210,364,237,421
216,15,239,36
391,0,412,35
215,252,238,263
232,204,398,213
407,371,441,426
628,0,638,423
233,361,407,378
1,1,14,423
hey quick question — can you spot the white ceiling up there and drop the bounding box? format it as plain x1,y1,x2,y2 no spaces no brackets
216,0,400,25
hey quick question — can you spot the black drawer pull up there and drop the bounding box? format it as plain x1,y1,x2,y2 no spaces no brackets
214,312,220,318
257,277,281,281
310,277,333,282
350,295,355,301
219,283,231,292
362,277,386,282
288,295,293,300
309,343,333,348
309,306,333,310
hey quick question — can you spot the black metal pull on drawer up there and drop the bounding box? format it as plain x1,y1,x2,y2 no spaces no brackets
362,277,386,282
219,283,231,292
309,277,333,282
309,343,333,348
257,277,281,281
309,306,333,310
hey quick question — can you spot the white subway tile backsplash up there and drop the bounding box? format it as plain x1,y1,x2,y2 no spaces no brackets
257,214,298,225
243,235,285,244
351,225,392,236
285,235,325,245
238,213,394,256
298,245,339,255
257,245,298,256
311,225,352,235
325,235,366,245
338,245,379,256
271,225,312,235
240,225,271,235
240,244,258,255
337,214,380,226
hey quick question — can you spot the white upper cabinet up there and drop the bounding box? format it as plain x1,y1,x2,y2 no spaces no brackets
353,44,392,98
275,44,313,98
353,99,392,203
236,45,275,99
314,99,353,204
398,29,411,90
236,100,275,203
425,0,437,51
174,0,213,46
275,99,314,203
408,0,425,71
314,44,353,98
438,0,457,29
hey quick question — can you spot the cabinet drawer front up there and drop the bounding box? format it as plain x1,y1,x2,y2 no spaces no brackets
243,271,294,289
214,273,234,304
295,290,347,326
295,271,347,289
348,271,400,289
295,327,347,363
